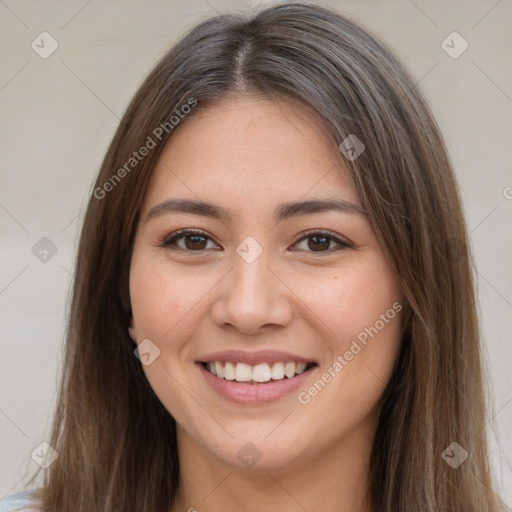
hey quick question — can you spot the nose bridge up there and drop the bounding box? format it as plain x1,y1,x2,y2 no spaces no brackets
233,246,272,300
212,239,292,333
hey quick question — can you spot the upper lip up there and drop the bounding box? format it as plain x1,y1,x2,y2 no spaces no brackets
196,349,317,366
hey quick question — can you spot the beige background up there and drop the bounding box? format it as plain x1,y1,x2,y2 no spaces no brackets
1,0,511,504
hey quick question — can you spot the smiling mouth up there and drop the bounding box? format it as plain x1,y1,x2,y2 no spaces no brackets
200,361,317,384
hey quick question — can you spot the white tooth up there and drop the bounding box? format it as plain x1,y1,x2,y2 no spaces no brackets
295,362,307,375
235,362,252,382
284,362,296,378
214,361,224,378
252,363,272,382
271,362,285,380
209,361,306,381
224,362,236,380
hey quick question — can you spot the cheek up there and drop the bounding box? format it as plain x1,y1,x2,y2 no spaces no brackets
129,259,207,425
297,263,403,416
293,258,403,416
295,260,402,353
333,279,401,359
129,259,206,340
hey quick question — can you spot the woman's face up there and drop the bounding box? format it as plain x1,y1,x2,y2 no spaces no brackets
129,96,404,471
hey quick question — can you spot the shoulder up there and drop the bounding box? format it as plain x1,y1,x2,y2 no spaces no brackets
0,489,43,512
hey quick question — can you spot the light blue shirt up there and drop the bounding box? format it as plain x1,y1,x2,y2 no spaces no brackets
0,490,41,512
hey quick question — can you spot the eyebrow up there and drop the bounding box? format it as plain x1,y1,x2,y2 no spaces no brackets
145,197,366,223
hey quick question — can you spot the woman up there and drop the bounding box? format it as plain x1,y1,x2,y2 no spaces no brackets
1,2,508,511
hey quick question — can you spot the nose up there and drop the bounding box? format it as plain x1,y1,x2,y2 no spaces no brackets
211,247,293,335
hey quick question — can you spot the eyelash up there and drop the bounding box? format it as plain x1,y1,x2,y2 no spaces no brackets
160,228,350,255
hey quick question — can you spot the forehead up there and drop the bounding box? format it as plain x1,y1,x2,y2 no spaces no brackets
142,96,359,212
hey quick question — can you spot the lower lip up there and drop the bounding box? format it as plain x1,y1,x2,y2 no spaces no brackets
197,362,317,404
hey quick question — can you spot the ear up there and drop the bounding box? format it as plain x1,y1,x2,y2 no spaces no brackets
128,317,137,344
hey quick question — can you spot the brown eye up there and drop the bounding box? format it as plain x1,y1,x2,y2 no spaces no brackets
182,234,208,250
162,229,218,252
292,231,349,254
306,234,330,252
161,229,349,255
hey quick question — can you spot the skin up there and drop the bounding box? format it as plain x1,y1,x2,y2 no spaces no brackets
128,96,404,512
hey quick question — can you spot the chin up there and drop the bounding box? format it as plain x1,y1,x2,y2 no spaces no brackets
212,437,307,471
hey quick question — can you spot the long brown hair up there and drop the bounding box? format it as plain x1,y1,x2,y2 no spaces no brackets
27,2,508,511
